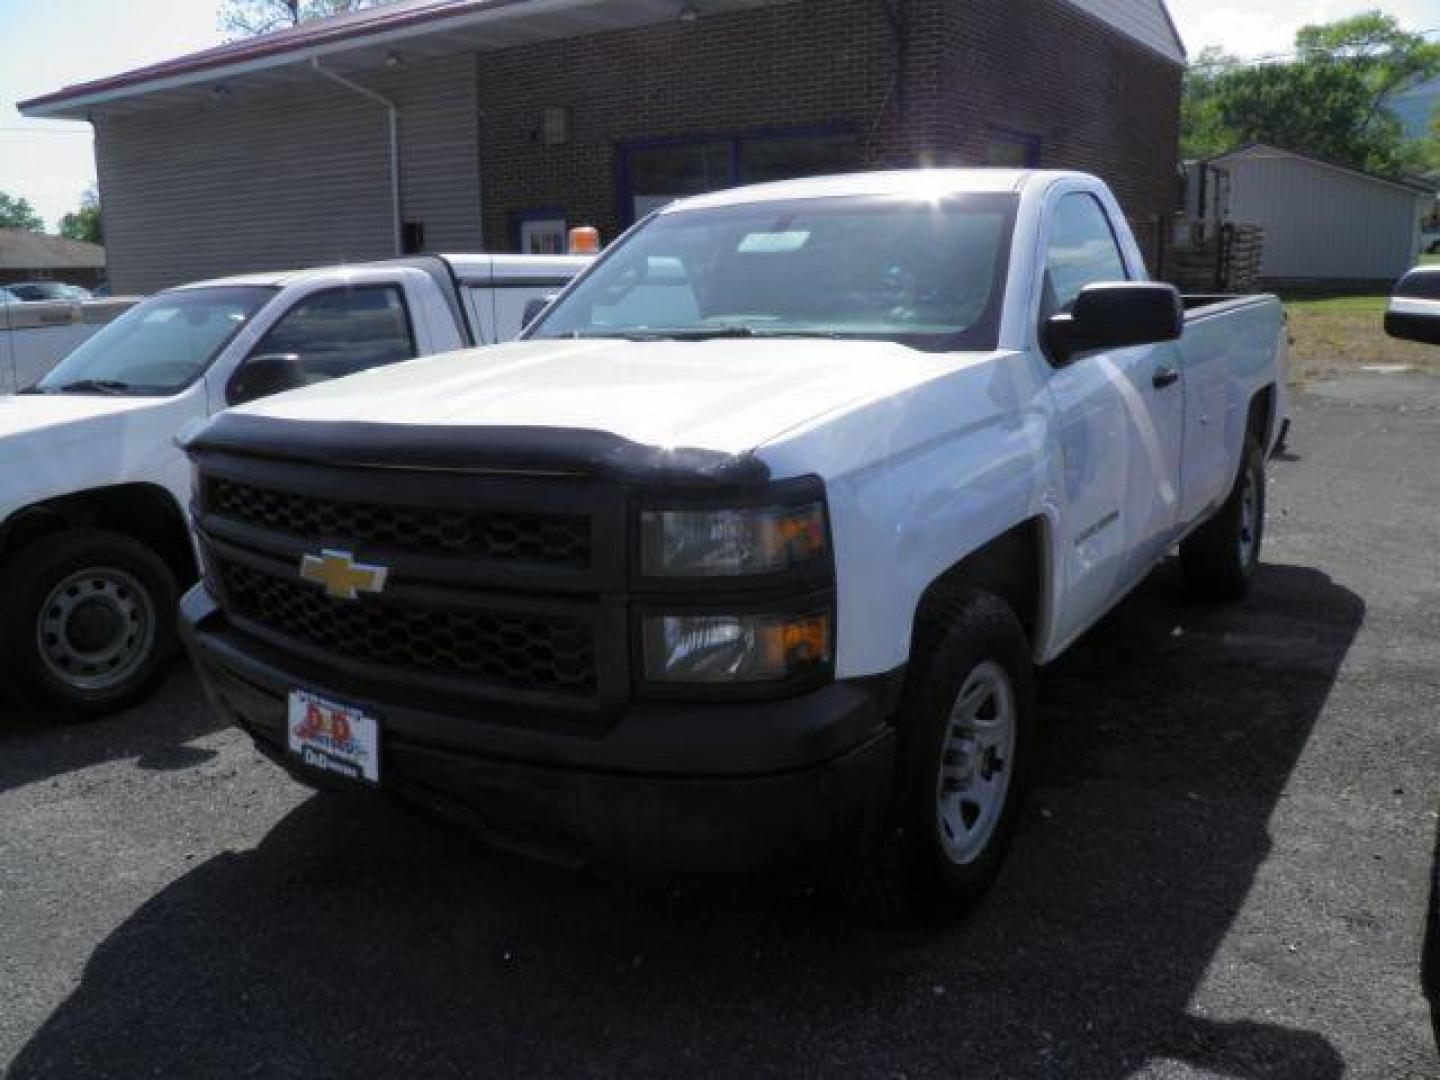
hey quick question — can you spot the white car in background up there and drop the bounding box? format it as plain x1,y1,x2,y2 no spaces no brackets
0,252,589,716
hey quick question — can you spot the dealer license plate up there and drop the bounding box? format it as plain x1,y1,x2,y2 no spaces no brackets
286,690,380,785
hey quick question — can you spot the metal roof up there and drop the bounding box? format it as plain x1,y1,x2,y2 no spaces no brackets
19,0,782,120
22,0,1185,121
1207,144,1436,198
0,230,106,271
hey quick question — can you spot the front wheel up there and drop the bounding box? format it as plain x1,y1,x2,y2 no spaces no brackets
1180,434,1265,602
0,529,179,718
858,589,1037,922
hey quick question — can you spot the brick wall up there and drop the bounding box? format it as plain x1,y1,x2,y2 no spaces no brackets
941,0,1183,272
476,0,1182,263
476,0,913,251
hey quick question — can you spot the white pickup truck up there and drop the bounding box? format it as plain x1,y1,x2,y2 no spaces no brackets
0,253,587,716
180,170,1286,914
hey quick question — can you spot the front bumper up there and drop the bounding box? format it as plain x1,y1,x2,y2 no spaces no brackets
180,585,900,874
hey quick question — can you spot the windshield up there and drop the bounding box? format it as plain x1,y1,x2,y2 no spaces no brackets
529,194,1017,351
35,286,274,396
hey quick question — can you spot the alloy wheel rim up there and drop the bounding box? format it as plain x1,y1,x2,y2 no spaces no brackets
36,567,156,692
935,659,1017,866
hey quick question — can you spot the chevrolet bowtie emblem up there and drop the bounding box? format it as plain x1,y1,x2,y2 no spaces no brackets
299,549,389,601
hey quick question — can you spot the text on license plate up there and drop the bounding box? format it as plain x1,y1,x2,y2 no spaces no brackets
286,690,380,784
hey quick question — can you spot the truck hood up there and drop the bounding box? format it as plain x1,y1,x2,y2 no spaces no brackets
0,392,170,443
233,338,953,456
0,391,202,519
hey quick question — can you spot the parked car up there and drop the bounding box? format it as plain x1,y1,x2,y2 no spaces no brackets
1383,265,1440,1038
0,252,589,716
5,281,93,302
180,170,1287,915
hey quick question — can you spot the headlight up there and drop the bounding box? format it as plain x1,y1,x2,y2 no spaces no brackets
642,611,831,683
639,501,826,577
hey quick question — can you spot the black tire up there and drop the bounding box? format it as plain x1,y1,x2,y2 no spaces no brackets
1180,434,1265,602
857,588,1037,923
0,528,179,718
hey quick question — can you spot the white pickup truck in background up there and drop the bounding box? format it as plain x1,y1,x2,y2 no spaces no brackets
180,169,1288,916
1,295,140,393
0,253,587,715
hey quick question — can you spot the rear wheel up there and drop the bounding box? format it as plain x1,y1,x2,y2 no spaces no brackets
858,589,1036,923
0,529,179,718
1180,435,1265,602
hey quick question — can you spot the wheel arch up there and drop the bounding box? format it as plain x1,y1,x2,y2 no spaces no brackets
1248,383,1277,449
0,483,197,586
908,516,1052,662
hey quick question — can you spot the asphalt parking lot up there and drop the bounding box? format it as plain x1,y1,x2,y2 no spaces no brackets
2,373,1437,1079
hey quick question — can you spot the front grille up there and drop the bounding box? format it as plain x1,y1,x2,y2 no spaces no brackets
218,560,597,696
208,477,591,567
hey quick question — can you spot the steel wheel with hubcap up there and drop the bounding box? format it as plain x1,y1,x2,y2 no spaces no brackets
858,587,1036,923
0,528,180,717
1181,433,1265,602
36,567,157,693
1237,466,1260,571
936,660,1017,867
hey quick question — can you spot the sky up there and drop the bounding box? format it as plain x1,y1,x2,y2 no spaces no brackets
0,0,1438,231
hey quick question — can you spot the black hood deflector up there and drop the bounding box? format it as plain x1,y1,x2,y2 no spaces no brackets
184,412,771,489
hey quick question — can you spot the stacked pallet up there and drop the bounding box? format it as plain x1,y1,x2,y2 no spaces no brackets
1167,222,1265,294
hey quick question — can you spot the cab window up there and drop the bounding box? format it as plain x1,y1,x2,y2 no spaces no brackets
250,285,415,382
1042,193,1129,318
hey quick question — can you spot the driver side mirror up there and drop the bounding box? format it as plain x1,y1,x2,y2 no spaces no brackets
226,353,307,406
1046,282,1183,363
1384,267,1440,346
522,294,556,329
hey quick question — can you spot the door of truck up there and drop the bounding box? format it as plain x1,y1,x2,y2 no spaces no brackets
1038,187,1185,647
203,268,454,414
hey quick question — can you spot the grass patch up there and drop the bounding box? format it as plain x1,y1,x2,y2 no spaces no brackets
1282,294,1440,385
1280,293,1387,314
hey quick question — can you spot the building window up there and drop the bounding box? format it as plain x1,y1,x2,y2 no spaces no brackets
620,130,858,224
516,211,568,254
984,128,1041,168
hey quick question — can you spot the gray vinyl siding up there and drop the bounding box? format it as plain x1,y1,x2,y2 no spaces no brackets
1223,154,1425,282
96,55,481,294
376,56,483,254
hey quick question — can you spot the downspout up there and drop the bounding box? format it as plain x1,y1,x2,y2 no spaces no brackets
311,57,401,256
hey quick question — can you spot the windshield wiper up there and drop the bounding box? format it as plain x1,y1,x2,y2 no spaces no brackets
50,379,135,395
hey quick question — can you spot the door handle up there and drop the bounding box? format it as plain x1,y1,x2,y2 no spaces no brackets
1152,366,1180,389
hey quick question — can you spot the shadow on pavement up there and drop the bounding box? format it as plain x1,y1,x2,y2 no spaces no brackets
1426,814,1439,1052
0,665,224,798
10,562,1361,1078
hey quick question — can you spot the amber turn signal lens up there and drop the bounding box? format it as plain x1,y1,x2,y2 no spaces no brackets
568,226,601,254
643,611,831,683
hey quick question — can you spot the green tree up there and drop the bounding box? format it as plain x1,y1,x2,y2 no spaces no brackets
0,192,44,232
59,188,102,245
1181,11,1440,177
1181,48,1241,160
219,0,399,39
